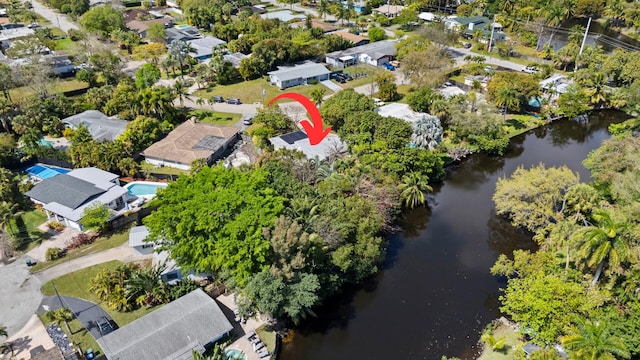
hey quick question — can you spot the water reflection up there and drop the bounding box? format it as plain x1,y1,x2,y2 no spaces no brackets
280,111,628,360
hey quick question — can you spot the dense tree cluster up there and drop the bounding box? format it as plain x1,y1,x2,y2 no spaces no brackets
492,119,640,357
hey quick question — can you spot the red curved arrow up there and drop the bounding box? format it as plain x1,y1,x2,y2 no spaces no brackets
268,92,331,146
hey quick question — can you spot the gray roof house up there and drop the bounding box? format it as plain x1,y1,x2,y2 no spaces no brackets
269,131,347,161
98,289,233,360
268,61,330,89
61,110,129,142
187,36,227,62
325,40,396,68
129,225,154,255
25,168,127,231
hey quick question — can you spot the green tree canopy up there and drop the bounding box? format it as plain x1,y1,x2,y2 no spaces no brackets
144,165,286,286
79,5,125,38
320,90,374,130
493,164,580,233
81,201,112,231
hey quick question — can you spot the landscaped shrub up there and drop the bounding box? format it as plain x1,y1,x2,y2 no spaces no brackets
47,221,65,232
46,247,63,261
64,233,95,250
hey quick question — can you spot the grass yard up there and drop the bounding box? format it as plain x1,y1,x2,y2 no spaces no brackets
41,260,159,327
505,114,546,138
9,209,50,252
256,324,277,354
477,324,522,360
139,162,187,176
189,109,242,125
194,78,334,105
8,79,88,102
53,37,78,51
30,227,131,272
38,314,102,357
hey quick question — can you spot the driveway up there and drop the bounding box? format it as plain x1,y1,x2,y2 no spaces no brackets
22,0,79,32
0,260,43,336
26,227,79,263
38,295,116,340
321,80,342,92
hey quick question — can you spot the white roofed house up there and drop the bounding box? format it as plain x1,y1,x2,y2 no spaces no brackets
129,225,154,255
325,40,396,68
268,61,331,90
24,168,127,230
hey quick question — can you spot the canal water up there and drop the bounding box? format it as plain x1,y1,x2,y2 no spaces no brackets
280,111,629,360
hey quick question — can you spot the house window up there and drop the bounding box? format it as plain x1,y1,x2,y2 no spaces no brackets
142,243,153,249
166,272,179,281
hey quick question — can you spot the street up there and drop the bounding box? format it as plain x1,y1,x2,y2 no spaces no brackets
22,0,79,32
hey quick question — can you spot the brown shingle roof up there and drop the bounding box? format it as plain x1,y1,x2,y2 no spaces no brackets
141,119,240,165
332,31,369,45
126,18,171,34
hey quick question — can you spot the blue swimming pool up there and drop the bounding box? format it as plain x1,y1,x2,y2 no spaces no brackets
225,349,247,360
26,164,71,180
125,182,168,196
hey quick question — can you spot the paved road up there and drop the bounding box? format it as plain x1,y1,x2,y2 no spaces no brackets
24,0,79,32
446,46,528,72
38,295,115,340
0,260,43,336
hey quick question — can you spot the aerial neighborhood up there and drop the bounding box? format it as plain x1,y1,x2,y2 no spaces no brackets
1,0,640,359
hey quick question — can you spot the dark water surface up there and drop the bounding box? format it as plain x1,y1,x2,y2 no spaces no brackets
280,111,629,360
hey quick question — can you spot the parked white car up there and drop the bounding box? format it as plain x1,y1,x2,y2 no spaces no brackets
522,66,537,74
373,98,385,107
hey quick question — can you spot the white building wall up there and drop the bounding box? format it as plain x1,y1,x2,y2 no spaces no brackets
145,157,192,171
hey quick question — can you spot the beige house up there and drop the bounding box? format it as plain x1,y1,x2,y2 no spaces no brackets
141,119,240,170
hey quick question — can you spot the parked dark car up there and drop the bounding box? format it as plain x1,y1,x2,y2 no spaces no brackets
97,317,114,336
211,95,224,103
242,115,253,125
382,63,395,71
227,98,241,105
463,42,472,49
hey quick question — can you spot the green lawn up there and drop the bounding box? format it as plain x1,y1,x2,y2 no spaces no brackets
189,109,242,125
41,260,159,327
8,79,88,102
256,324,277,354
30,227,131,272
9,209,50,252
53,37,78,51
139,162,187,176
38,314,102,357
505,114,546,138
193,78,334,105
477,324,521,360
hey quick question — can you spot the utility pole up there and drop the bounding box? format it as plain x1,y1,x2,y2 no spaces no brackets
487,13,497,54
576,17,592,72
579,17,592,56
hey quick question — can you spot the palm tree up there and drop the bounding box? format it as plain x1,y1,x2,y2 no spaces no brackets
571,209,632,285
583,71,608,107
317,0,329,19
168,39,195,78
310,88,326,107
172,80,191,107
544,3,568,46
561,319,630,360
125,267,167,307
494,87,519,119
0,201,18,236
161,56,178,78
195,97,206,108
605,0,625,27
47,308,74,335
398,172,432,209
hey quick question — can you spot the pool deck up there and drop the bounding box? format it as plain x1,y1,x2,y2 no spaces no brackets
216,292,274,360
